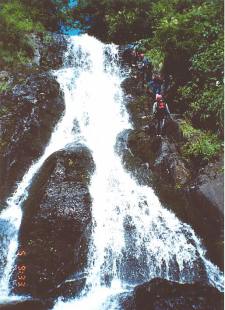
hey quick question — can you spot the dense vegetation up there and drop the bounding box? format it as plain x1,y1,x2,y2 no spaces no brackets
71,0,153,43
73,0,224,162
0,0,69,68
0,0,223,162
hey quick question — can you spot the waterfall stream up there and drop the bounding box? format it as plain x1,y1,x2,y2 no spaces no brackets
0,35,223,308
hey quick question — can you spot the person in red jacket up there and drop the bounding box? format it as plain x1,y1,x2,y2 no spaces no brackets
153,94,171,136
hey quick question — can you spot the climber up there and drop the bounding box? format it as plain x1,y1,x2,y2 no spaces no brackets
139,56,153,84
148,74,163,96
153,94,171,136
123,44,138,65
143,57,153,83
137,52,145,70
135,54,152,88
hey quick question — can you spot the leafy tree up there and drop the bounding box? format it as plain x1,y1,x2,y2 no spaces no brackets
72,0,224,136
0,0,44,67
21,0,71,31
150,0,224,133
0,0,71,67
0,0,223,138
71,0,154,43
180,120,222,163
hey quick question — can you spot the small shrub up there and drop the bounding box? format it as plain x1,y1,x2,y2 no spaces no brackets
0,81,10,94
180,120,222,162
17,50,31,65
0,138,7,149
145,48,164,71
42,32,54,45
180,120,198,140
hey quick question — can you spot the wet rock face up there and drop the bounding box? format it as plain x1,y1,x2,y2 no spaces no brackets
121,77,143,98
12,145,95,298
188,155,224,215
127,129,153,163
0,72,64,205
122,69,223,269
52,276,86,301
39,33,67,70
121,278,223,310
116,129,153,187
127,125,224,269
153,139,190,187
184,155,224,269
23,33,67,70
127,129,190,187
0,299,51,310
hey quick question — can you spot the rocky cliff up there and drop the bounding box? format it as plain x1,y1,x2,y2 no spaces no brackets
121,65,224,270
0,33,67,206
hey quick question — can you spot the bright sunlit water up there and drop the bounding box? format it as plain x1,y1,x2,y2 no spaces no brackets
0,35,223,309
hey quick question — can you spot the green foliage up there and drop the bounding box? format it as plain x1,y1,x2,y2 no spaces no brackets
42,32,54,45
185,84,223,132
153,0,224,134
153,0,223,81
71,0,223,138
21,0,71,31
180,120,198,139
132,38,165,72
191,35,223,77
0,45,32,68
0,81,10,94
73,0,153,43
0,106,9,116
144,48,164,72
180,121,222,162
0,1,44,32
0,0,41,67
0,0,71,68
176,33,224,133
0,0,223,158
0,138,7,149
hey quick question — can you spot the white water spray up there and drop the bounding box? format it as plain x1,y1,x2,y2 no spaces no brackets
0,36,91,299
52,36,223,309
0,35,223,308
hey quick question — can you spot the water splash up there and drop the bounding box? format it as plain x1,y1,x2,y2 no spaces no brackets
53,35,223,309
0,35,223,308
0,36,89,298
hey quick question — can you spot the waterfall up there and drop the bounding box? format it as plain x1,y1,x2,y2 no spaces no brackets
52,35,224,309
0,35,223,308
0,36,89,299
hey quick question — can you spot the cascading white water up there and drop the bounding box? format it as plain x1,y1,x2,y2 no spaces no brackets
0,35,223,308
52,36,223,309
0,36,91,300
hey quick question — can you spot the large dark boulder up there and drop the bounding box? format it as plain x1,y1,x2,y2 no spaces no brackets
11,144,95,298
127,129,153,163
186,155,224,215
116,129,153,187
0,299,51,310
127,125,223,268
121,77,143,98
153,138,190,187
123,83,223,269
184,155,224,269
120,278,223,310
0,72,64,205
127,129,190,188
51,274,87,301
